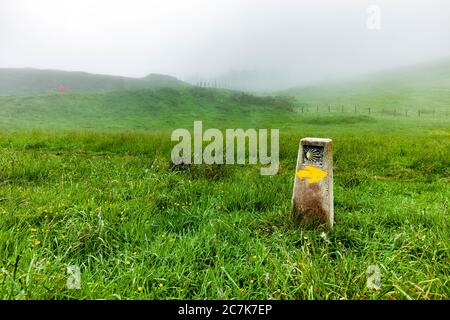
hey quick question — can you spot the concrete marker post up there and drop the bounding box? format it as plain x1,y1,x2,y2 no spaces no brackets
292,137,333,228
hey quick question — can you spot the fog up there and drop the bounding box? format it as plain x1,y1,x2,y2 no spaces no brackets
1,0,450,90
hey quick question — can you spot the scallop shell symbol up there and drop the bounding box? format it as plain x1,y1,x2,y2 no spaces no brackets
305,147,321,162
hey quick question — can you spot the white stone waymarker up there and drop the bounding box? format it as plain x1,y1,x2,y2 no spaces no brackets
292,137,333,228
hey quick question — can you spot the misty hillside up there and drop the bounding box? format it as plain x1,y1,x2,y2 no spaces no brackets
282,59,450,112
0,68,189,96
0,87,294,130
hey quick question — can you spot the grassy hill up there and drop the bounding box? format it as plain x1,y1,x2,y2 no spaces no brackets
1,85,448,136
281,59,450,116
0,87,297,131
0,68,189,96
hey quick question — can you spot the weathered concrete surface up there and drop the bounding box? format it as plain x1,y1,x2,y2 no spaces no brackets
292,138,333,228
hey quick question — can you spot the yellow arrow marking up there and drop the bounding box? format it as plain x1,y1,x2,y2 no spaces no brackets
296,165,328,184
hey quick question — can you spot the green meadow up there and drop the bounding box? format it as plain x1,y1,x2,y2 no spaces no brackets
0,65,449,299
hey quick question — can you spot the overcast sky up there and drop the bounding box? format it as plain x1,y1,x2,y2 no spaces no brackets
1,0,449,88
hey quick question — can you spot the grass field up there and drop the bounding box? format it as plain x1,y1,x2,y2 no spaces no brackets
0,66,449,299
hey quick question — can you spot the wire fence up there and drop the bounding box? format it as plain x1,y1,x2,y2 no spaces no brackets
296,104,450,119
